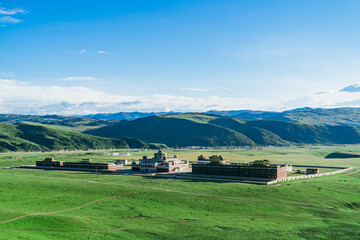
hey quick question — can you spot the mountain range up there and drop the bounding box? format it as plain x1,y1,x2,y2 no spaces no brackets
2,107,360,151
86,113,360,147
82,107,360,128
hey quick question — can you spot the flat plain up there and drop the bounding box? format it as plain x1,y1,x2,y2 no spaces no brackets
0,146,359,239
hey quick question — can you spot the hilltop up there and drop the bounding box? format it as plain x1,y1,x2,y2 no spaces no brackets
4,107,360,130
86,113,360,147
213,108,360,128
0,122,148,152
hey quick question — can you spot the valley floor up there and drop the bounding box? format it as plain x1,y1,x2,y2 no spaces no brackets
0,146,359,239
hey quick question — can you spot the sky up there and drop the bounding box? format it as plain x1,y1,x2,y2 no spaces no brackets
1,0,360,115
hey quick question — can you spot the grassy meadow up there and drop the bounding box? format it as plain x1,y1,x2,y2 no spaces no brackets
0,146,359,239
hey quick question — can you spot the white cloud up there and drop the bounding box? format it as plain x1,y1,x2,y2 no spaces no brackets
0,8,27,15
98,50,106,54
61,76,98,81
0,16,22,23
0,79,277,115
0,4,28,25
0,79,132,105
281,87,360,109
3,80,360,115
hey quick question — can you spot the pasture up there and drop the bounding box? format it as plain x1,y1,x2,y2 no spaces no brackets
0,146,359,239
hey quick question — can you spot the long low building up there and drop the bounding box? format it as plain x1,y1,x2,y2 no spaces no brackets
36,158,123,171
192,158,288,180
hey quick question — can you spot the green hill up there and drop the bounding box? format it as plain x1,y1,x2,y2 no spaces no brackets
0,114,119,132
0,122,148,152
87,115,255,147
86,113,360,147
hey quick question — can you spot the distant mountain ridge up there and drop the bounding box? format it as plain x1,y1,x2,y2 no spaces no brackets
81,107,360,128
82,112,169,121
0,114,119,132
85,113,360,147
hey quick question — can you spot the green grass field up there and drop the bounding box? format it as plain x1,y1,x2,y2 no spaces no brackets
0,146,359,239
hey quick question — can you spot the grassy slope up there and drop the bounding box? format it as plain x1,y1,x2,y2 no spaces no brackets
0,122,149,152
86,113,360,147
227,108,360,128
0,124,42,152
245,120,360,144
0,146,359,239
87,115,256,147
208,117,290,146
278,108,360,128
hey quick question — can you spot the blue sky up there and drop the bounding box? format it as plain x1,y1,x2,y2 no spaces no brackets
1,0,360,114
